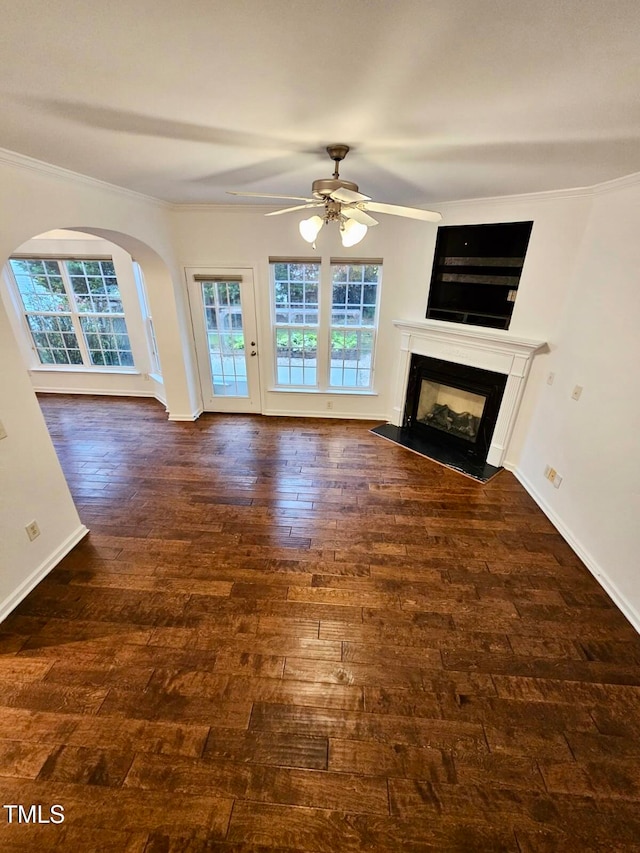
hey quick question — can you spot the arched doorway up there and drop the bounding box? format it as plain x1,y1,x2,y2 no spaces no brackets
1,226,201,420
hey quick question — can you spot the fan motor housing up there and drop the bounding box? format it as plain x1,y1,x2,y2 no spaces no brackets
312,178,359,200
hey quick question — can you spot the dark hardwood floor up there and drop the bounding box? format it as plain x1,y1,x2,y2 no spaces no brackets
1,395,640,852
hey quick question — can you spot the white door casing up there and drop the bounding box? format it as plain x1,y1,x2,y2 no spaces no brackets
186,267,261,413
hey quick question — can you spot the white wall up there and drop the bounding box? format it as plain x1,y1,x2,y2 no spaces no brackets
432,191,593,464
0,298,87,620
428,182,640,628
513,178,640,628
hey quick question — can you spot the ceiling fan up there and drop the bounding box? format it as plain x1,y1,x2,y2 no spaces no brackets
227,144,442,247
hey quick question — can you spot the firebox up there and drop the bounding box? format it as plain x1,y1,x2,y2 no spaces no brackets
403,355,507,464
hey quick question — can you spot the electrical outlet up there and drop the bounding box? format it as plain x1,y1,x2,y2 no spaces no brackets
0,420,7,440
25,520,40,541
544,466,563,487
547,372,555,386
571,385,583,401
326,401,333,410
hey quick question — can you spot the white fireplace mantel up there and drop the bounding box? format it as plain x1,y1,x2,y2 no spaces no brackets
391,319,546,468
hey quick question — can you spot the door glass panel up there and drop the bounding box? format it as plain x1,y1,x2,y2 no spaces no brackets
202,281,248,397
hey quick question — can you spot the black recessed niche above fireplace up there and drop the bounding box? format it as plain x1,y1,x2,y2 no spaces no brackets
426,221,533,330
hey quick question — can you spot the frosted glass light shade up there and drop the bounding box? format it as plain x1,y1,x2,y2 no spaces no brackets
340,219,368,247
299,215,324,243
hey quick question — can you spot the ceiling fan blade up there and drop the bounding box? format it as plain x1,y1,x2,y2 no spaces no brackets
330,187,371,204
341,207,379,227
264,203,324,217
227,191,314,202
364,201,442,223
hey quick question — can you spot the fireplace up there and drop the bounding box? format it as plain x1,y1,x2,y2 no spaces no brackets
403,355,507,464
374,320,545,480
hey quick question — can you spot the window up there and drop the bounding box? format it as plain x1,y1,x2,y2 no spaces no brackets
270,258,381,391
133,262,162,375
272,260,320,387
8,258,134,368
330,262,380,389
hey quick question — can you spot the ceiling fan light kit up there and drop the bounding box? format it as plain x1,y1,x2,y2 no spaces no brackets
299,215,324,243
228,144,442,247
340,217,368,247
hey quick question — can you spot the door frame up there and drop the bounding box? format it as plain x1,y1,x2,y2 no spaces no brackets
185,266,263,413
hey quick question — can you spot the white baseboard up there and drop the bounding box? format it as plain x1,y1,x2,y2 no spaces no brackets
262,408,388,421
168,407,203,422
0,524,89,624
33,387,156,397
505,463,640,635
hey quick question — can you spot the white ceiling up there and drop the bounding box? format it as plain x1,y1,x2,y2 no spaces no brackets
2,0,639,206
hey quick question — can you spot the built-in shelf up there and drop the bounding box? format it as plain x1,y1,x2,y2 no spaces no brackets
426,222,533,330
442,256,524,267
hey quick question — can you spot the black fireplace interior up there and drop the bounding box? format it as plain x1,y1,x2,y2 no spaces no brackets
372,355,508,482
404,355,507,461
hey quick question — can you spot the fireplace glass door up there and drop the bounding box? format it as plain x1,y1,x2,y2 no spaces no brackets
403,355,508,463
416,380,487,444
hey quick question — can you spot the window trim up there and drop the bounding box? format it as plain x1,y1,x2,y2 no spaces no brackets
133,261,162,377
269,257,382,394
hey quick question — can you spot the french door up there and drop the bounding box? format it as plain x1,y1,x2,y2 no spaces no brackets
186,268,261,413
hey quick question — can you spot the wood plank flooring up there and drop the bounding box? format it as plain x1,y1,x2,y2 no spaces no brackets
1,394,640,851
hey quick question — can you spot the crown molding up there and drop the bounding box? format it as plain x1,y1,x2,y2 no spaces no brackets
0,147,171,209
591,170,640,196
433,170,640,211
433,184,594,210
2,145,639,214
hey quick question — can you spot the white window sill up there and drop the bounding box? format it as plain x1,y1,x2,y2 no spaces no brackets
29,366,140,375
267,387,378,396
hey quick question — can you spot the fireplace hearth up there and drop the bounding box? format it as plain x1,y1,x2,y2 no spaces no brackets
371,422,504,481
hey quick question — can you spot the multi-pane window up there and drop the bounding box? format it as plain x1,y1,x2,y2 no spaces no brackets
271,258,381,391
133,262,162,375
272,260,320,386
330,262,380,389
8,258,134,367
